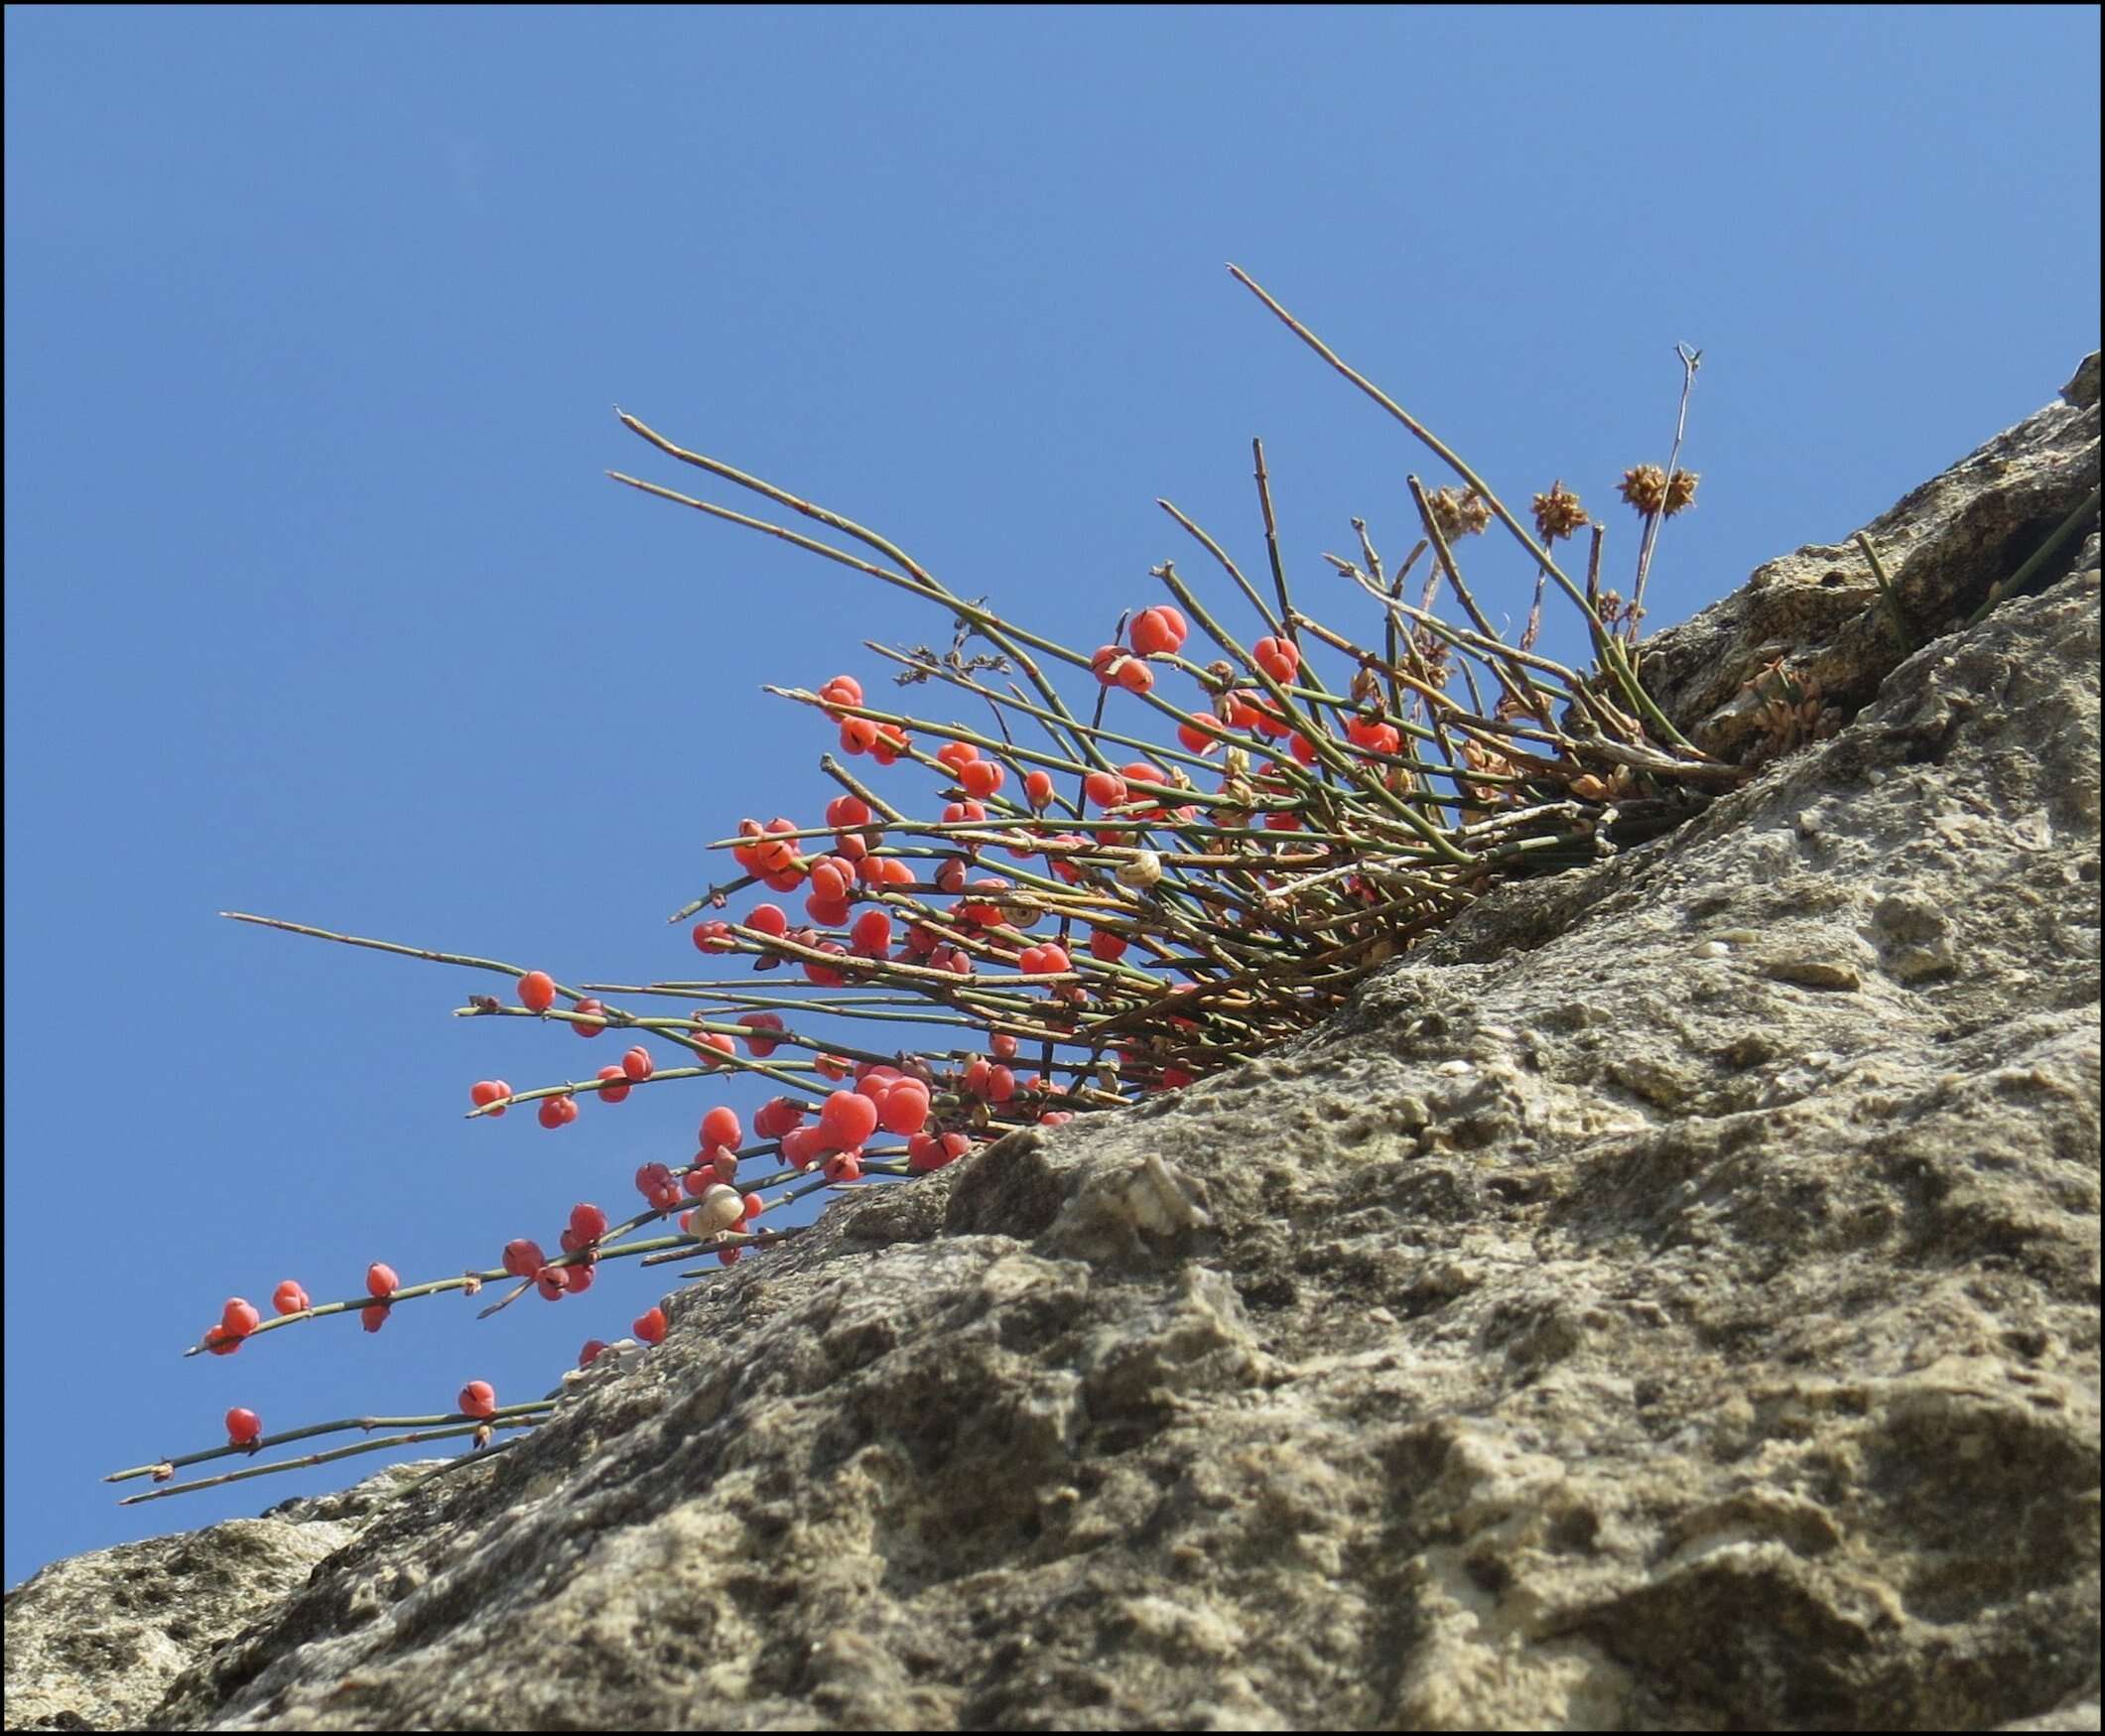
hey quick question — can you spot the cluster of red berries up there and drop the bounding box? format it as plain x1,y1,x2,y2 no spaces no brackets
499,1202,609,1300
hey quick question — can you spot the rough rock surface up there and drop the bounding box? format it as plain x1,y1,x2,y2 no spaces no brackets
7,363,2099,1733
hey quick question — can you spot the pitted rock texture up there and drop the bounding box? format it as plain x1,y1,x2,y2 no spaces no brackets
6,367,2098,1734
2,1468,437,1733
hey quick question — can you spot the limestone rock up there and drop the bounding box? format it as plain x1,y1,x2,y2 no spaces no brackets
6,363,2098,1733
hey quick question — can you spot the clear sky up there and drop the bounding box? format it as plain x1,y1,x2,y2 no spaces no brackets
5,5,2097,1590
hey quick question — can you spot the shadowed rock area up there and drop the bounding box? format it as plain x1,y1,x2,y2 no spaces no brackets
7,359,2098,1733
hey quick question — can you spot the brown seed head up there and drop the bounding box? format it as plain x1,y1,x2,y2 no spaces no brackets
1663,468,1699,515
1531,480,1588,542
1427,486,1492,541
1619,465,1669,514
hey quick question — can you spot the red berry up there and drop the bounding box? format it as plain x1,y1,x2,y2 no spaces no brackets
569,1202,608,1243
960,758,1004,799
361,1303,389,1333
818,673,863,717
518,971,557,1013
877,1079,930,1135
754,1096,805,1138
1023,768,1056,810
579,1339,608,1369
458,1381,497,1419
692,919,734,953
564,1262,595,1293
203,1324,241,1356
1090,927,1129,963
535,1267,569,1300
595,1066,631,1103
907,1131,974,1173
633,1306,667,1346
780,1126,826,1170
539,1093,580,1128
935,739,979,774
818,1089,878,1149
1084,770,1128,809
742,1192,764,1222
1128,605,1188,657
621,1046,655,1082
502,1238,547,1279
225,1407,262,1446
469,1079,512,1116
1176,720,1222,755
746,902,789,938
220,1298,261,1339
573,997,607,1037
1252,635,1300,684
822,1151,863,1184
272,1279,310,1316
1117,658,1153,695
700,1106,741,1150
366,1263,400,1299
737,1011,785,1056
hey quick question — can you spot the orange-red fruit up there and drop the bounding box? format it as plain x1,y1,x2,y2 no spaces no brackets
692,919,734,953
458,1381,497,1419
361,1303,389,1333
579,1339,608,1369
633,1306,667,1346
935,739,979,774
366,1263,400,1299
272,1279,310,1316
595,1066,631,1103
220,1298,261,1339
203,1324,241,1356
573,998,607,1037
1023,768,1056,809
502,1238,547,1279
536,1266,570,1300
1084,770,1128,809
700,1106,741,1150
1252,635,1300,684
907,1131,973,1173
621,1046,655,1082
818,1089,878,1150
822,1152,863,1184
1117,658,1153,695
225,1407,262,1446
1129,605,1189,657
570,1202,608,1243
737,1011,785,1056
518,971,557,1013
746,902,789,938
960,757,1004,799
1090,927,1129,963
539,1093,581,1129
564,1262,595,1294
754,1096,805,1138
469,1079,512,1116
877,1079,930,1135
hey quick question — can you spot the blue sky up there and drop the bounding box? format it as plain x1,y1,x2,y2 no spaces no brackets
5,5,2097,1589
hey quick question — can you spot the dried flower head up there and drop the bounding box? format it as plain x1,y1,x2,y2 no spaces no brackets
1619,465,1669,514
1426,486,1492,541
1619,466,1698,516
1531,480,1588,542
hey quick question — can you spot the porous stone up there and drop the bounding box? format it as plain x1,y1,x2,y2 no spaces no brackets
7,364,2098,1734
